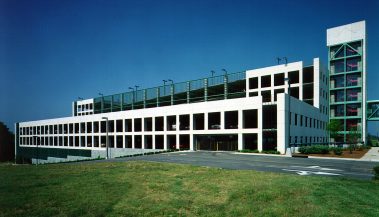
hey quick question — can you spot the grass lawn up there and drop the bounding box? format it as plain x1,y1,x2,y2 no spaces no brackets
1,161,379,217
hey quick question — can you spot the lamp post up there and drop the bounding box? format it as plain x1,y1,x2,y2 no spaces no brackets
34,136,39,165
276,57,281,65
98,93,104,112
285,77,291,153
102,117,109,159
163,80,167,95
78,97,83,100
283,57,288,66
128,87,135,109
211,70,216,77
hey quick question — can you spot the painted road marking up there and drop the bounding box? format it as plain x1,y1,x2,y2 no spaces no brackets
282,169,342,176
290,165,342,171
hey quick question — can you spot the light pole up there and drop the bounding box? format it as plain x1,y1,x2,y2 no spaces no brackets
285,77,291,153
129,87,135,109
211,70,216,77
99,93,104,112
221,69,227,75
34,136,39,165
283,57,288,66
163,80,167,95
276,57,281,65
78,97,83,100
102,117,109,159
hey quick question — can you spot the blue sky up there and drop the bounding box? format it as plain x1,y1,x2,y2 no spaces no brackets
1,0,379,133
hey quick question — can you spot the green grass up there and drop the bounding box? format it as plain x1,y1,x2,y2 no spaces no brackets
0,161,379,217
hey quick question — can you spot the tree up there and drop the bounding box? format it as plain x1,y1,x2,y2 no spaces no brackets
347,127,360,154
0,122,15,162
327,119,343,143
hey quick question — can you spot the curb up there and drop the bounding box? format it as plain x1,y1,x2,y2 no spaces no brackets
232,152,290,157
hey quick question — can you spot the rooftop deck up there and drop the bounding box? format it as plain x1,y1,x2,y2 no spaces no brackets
91,71,246,114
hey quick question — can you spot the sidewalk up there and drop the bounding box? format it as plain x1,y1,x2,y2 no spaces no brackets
360,147,379,162
305,147,379,162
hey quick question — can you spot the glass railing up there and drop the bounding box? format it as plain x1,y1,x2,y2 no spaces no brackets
92,71,246,114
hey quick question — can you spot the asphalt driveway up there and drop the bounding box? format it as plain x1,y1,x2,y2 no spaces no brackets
92,151,378,180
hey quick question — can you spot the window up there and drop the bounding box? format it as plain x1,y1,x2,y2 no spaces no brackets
208,112,221,130
288,71,299,84
125,119,132,132
155,117,164,131
179,115,190,130
225,111,238,129
243,109,258,129
261,75,271,88
261,90,271,102
249,77,258,89
294,114,298,126
134,118,142,132
274,89,284,101
193,113,204,130
167,116,176,131
274,73,285,86
116,119,123,132
144,118,153,131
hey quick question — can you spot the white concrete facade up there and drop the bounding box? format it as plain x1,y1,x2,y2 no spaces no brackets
17,59,328,157
327,21,367,142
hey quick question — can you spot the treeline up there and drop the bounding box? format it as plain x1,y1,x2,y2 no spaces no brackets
0,122,14,162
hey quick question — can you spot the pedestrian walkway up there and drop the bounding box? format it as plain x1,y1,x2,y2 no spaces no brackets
360,147,379,162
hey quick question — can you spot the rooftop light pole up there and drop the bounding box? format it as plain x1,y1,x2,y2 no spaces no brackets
78,97,83,100
128,87,135,109
276,57,282,65
101,117,109,159
163,80,167,95
98,93,104,113
285,77,291,154
283,57,288,66
211,70,216,77
221,69,227,75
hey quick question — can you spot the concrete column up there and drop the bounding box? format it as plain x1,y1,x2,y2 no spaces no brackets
258,105,263,152
190,134,194,151
176,134,180,150
163,116,167,150
156,88,160,107
176,115,180,149
238,133,243,150
220,111,225,130
163,134,167,150
152,135,156,150
204,113,208,130
238,110,243,129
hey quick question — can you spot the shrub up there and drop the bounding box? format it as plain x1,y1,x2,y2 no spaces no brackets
373,165,379,180
299,145,330,154
331,147,343,155
239,149,259,153
261,150,280,155
356,145,370,151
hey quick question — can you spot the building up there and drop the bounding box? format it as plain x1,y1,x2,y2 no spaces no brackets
15,21,372,164
327,21,367,143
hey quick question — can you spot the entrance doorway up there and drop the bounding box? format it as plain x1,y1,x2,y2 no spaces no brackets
195,135,238,151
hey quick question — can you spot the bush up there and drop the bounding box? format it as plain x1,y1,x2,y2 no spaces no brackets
373,165,379,180
239,149,259,153
299,145,330,154
331,147,343,155
261,150,280,155
356,145,370,151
